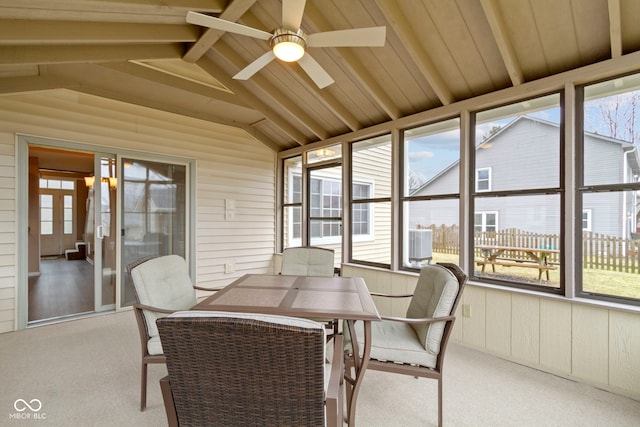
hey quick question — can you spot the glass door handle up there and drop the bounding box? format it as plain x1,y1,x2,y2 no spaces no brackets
96,225,104,239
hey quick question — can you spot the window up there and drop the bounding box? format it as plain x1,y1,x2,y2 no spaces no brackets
579,72,640,302
472,93,562,291
283,156,302,247
63,195,73,234
351,136,391,267
402,118,460,268
40,194,53,235
476,168,491,191
475,212,498,233
582,209,592,231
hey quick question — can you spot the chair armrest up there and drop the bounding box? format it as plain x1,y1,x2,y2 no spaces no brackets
193,285,224,292
380,314,456,325
370,292,414,298
133,303,175,315
326,334,343,427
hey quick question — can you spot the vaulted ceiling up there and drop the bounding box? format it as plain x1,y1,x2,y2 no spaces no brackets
1,0,639,151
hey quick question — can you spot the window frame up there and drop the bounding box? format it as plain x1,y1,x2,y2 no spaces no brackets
469,92,565,294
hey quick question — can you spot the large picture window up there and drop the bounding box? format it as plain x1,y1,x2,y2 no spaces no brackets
579,72,640,302
351,135,391,267
402,118,460,268
471,94,562,291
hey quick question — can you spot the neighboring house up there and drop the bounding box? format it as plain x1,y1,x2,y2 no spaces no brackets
411,116,640,239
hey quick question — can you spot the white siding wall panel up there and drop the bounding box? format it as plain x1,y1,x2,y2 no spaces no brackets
540,299,572,374
0,132,14,334
511,294,540,364
461,285,486,349
0,89,275,330
609,310,640,396
485,289,511,356
572,304,609,386
343,265,640,400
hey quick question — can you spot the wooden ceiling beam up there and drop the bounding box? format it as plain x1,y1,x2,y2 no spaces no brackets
0,1,226,22
375,0,454,105
183,0,257,63
98,61,246,107
608,0,623,58
0,44,183,66
480,0,524,86
197,55,310,145
214,40,330,140
0,74,71,94
0,19,198,45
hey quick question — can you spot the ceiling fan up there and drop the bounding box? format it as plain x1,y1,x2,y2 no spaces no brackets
186,0,386,89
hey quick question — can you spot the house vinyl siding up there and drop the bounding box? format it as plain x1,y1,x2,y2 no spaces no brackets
412,117,632,237
352,144,392,265
476,119,560,191
0,89,275,331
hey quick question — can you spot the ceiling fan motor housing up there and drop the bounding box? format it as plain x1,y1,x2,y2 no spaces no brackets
271,28,307,62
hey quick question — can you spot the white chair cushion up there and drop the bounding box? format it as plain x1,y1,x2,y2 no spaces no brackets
281,247,334,277
131,255,197,340
147,336,163,356
343,319,436,368
406,265,459,361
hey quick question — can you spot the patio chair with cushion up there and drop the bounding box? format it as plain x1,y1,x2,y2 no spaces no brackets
280,246,338,338
127,255,221,411
280,246,336,277
156,311,344,427
343,262,467,427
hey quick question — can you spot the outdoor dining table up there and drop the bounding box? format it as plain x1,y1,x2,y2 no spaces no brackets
191,273,381,427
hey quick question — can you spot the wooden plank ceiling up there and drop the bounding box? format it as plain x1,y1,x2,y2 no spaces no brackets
0,0,637,151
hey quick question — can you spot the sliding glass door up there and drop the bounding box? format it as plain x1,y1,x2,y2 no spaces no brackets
120,158,187,307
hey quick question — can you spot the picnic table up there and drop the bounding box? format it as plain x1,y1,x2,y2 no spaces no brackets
475,244,559,282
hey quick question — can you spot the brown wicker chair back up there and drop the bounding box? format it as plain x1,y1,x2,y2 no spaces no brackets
157,312,334,427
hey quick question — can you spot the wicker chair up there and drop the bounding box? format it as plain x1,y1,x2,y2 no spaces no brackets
157,311,344,427
343,263,467,427
126,255,221,411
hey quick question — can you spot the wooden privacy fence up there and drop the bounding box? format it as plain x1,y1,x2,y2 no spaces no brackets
417,225,640,274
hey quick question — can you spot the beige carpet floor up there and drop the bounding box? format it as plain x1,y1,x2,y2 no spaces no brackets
1,310,639,426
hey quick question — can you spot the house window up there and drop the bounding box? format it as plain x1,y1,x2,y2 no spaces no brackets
401,118,461,268
476,168,491,191
352,183,370,235
579,73,640,303
582,210,592,231
288,174,372,243
474,212,498,233
472,93,562,292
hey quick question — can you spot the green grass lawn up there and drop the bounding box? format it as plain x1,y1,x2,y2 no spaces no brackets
431,252,640,299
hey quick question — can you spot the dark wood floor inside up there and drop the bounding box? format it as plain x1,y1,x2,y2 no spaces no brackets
28,257,94,322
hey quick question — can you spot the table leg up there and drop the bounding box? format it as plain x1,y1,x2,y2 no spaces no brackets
345,319,372,427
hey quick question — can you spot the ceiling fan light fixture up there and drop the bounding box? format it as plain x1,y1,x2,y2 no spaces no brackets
271,28,307,62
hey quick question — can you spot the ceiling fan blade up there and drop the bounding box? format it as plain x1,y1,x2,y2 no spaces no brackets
307,26,387,47
282,0,306,30
233,50,276,80
186,11,271,41
298,54,334,89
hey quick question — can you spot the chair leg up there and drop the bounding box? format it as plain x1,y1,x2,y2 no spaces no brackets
141,362,147,411
437,377,442,427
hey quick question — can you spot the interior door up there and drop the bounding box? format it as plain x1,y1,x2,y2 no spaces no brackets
40,188,76,256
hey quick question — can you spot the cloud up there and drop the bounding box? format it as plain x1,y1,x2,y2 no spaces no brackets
409,151,435,159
